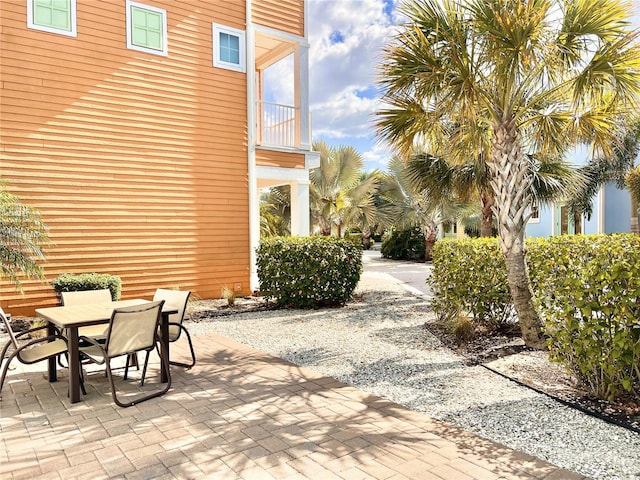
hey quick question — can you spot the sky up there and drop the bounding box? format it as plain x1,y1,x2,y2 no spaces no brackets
269,0,640,173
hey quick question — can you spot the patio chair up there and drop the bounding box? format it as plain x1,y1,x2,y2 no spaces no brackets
61,288,113,339
58,289,114,379
0,307,69,394
152,289,195,368
78,300,170,408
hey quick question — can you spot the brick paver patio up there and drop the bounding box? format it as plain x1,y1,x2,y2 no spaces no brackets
1,333,587,479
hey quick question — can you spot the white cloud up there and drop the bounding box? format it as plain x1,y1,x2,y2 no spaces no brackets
307,0,397,142
361,141,395,171
263,0,402,170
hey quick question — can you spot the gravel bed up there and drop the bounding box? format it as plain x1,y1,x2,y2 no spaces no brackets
185,279,640,480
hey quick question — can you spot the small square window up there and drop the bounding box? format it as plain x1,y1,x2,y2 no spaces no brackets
126,1,167,56
528,204,540,223
213,24,246,73
27,0,77,37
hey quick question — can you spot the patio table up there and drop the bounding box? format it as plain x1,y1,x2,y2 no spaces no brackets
36,299,177,403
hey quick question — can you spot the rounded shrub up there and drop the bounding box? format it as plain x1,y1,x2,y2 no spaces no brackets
52,273,122,301
256,236,362,308
380,227,425,260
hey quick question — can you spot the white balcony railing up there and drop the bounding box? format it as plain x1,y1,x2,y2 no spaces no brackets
256,101,300,149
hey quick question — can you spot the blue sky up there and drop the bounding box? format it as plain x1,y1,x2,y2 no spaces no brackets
299,0,640,172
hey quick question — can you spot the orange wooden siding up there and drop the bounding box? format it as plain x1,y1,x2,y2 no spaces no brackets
1,0,254,315
252,0,304,37
256,149,306,169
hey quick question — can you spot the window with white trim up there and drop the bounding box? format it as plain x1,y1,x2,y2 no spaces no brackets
27,0,77,37
528,204,540,223
126,0,167,56
213,24,246,72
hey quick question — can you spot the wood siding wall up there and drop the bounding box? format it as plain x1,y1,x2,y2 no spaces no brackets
252,0,304,37
1,1,254,315
256,149,305,169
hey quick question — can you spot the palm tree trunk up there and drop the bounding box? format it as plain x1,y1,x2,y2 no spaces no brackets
490,121,546,349
480,191,495,237
423,221,438,260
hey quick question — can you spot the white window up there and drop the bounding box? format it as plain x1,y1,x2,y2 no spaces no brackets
27,0,77,37
213,24,246,73
126,0,167,56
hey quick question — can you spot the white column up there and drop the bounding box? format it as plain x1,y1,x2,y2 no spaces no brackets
246,5,260,293
290,180,310,236
294,44,311,150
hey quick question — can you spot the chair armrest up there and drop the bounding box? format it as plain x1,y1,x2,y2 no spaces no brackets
13,324,55,340
17,334,68,351
78,335,104,348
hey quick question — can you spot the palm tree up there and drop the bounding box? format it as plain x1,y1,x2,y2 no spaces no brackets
0,185,50,293
383,156,474,259
309,141,379,237
349,170,395,247
260,186,291,237
377,0,640,348
405,152,496,237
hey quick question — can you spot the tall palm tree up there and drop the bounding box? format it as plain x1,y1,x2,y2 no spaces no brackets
377,0,640,348
0,185,50,293
384,156,474,259
309,141,379,237
405,152,496,237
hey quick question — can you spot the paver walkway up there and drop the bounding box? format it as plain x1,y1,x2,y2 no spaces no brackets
0,334,586,480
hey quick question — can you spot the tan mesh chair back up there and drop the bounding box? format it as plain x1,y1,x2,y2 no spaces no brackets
153,289,190,337
105,301,163,358
152,289,195,368
61,289,112,305
61,289,113,341
78,300,169,407
1,307,69,393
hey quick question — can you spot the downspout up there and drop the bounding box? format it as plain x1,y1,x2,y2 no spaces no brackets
598,184,605,233
246,0,259,293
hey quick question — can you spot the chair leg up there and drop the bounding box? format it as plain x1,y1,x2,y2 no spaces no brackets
108,350,171,408
79,365,87,396
141,350,151,387
58,353,68,369
169,327,196,369
124,355,130,380
0,353,18,393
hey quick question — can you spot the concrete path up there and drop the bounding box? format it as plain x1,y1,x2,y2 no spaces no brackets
0,334,586,479
362,250,432,297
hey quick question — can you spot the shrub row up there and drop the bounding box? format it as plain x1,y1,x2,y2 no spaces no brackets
52,273,122,301
256,236,362,309
528,234,640,401
430,234,640,400
429,237,513,324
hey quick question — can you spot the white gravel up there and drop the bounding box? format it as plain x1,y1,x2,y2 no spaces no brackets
185,275,640,480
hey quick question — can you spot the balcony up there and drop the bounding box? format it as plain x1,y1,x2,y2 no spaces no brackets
254,28,311,152
256,101,313,149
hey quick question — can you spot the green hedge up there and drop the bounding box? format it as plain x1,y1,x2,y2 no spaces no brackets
381,227,425,260
256,236,362,308
430,237,513,324
52,273,122,301
528,234,640,401
430,234,640,400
